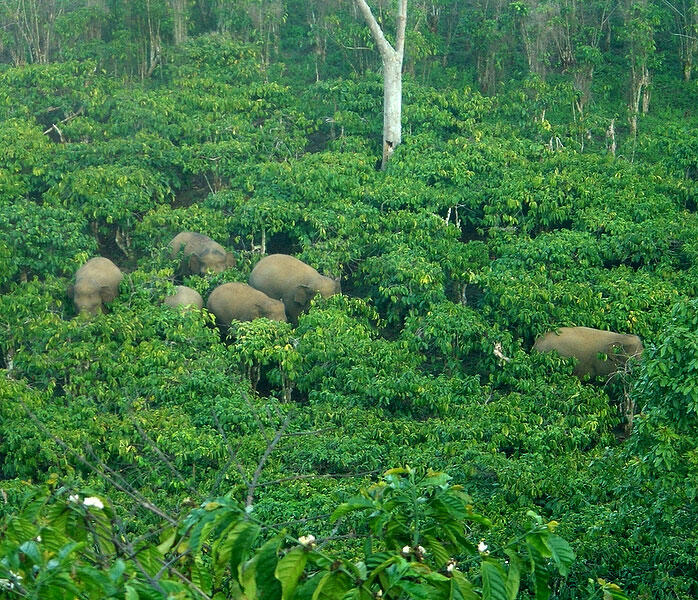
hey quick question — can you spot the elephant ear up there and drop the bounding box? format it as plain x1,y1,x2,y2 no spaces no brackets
188,254,202,274
100,285,117,303
225,252,236,268
67,283,75,298
606,342,626,363
293,284,312,306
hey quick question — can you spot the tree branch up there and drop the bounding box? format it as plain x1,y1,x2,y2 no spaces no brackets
354,0,396,60
395,0,408,59
245,411,293,508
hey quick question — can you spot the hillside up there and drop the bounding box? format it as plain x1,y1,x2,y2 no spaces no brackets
1,2,697,599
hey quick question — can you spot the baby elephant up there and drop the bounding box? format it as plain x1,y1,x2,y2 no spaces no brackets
168,232,235,276
533,326,644,379
164,285,203,309
249,254,341,323
206,282,287,327
69,257,123,315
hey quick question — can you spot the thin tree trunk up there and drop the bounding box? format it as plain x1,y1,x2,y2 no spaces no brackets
354,0,408,169
170,0,187,45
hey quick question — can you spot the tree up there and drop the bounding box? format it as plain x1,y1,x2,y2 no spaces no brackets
624,0,657,139
354,0,408,169
671,0,698,81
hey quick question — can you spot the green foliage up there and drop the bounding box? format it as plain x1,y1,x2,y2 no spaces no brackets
0,118,53,199
0,469,588,600
44,165,172,236
0,7,696,599
0,197,96,282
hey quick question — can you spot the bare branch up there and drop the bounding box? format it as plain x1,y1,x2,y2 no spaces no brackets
354,0,396,60
257,469,379,488
245,411,294,508
17,397,176,525
212,409,250,490
133,419,199,497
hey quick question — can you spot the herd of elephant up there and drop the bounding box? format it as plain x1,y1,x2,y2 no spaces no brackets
68,231,644,380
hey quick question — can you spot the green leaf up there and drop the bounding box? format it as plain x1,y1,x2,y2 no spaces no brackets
525,534,552,560
545,535,574,577
450,571,479,600
157,529,176,555
275,547,308,600
482,560,507,600
504,550,522,600
330,496,375,522
242,534,283,600
312,570,353,600
528,545,550,600
215,520,261,581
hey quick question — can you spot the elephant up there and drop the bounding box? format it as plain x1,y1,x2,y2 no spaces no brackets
206,282,287,326
168,232,235,276
248,254,341,323
164,285,203,310
533,326,644,379
68,257,123,315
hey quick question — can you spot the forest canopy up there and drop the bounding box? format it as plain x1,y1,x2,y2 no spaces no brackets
0,1,697,599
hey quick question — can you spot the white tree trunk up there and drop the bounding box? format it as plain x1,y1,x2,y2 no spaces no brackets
383,55,403,167
354,0,407,169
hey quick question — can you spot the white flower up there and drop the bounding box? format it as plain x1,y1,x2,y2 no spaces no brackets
35,536,41,543
375,590,383,598
401,545,411,556
416,545,426,554
478,541,488,553
298,534,316,548
0,572,22,589
68,494,80,503
83,496,104,510
446,562,456,573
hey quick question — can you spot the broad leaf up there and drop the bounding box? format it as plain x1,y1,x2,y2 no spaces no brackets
275,547,308,600
482,560,507,600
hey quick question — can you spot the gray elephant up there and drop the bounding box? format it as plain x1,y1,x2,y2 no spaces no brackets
168,232,235,276
206,282,287,326
533,326,644,379
248,254,341,323
164,285,203,310
68,257,123,315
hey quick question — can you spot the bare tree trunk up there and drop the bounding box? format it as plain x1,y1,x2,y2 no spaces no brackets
678,0,698,81
170,0,187,45
354,0,408,169
86,0,106,40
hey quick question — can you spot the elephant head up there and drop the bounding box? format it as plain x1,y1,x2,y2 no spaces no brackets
188,248,236,275
69,257,123,316
169,232,236,276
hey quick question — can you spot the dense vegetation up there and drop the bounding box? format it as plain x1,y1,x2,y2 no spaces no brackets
1,1,697,598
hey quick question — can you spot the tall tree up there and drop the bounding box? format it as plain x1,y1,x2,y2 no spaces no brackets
170,0,187,45
624,0,657,139
671,0,698,80
354,0,408,169
548,0,612,116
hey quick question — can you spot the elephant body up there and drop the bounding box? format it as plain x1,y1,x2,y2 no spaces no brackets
69,257,123,315
248,254,341,323
206,282,287,326
533,326,644,379
164,285,203,309
168,232,235,276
